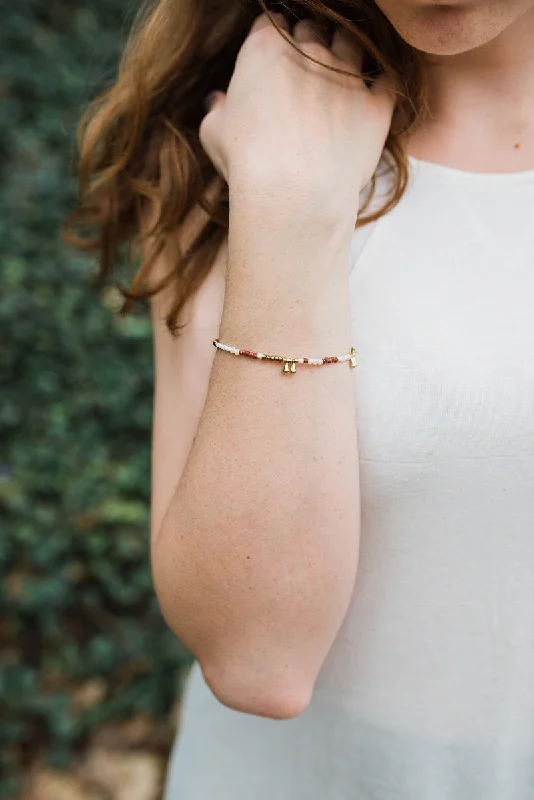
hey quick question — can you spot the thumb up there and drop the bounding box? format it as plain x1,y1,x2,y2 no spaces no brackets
199,90,228,181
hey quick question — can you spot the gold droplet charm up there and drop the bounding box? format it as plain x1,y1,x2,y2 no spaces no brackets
282,360,297,375
349,347,358,369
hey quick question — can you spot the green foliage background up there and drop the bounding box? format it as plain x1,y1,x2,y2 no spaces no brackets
0,2,191,796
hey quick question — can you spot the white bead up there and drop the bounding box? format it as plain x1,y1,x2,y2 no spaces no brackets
257,353,264,359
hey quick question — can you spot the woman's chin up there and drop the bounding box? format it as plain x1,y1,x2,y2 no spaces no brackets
377,2,511,57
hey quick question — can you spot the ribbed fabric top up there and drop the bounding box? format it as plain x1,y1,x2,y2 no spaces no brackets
163,157,534,800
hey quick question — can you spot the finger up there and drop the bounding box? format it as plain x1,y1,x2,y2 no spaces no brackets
330,27,364,72
250,11,291,36
293,18,328,46
199,96,228,182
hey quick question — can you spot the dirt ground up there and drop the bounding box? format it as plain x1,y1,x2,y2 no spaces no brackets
20,700,181,800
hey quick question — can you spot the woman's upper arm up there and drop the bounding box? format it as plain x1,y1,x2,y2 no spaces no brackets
150,235,227,542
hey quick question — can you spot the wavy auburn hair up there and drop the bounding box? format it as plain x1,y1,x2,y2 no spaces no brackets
63,0,427,334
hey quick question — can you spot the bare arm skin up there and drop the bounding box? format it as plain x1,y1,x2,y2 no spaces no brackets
151,183,361,721
150,204,227,548
150,11,393,720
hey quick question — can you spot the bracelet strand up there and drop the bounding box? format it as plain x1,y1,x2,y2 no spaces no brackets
213,339,358,374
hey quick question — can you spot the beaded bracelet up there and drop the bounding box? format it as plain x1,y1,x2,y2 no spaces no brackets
213,339,358,374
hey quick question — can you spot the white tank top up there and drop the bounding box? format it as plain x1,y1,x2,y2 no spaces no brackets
163,156,534,799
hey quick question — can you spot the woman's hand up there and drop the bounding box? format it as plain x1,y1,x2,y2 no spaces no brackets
199,12,395,228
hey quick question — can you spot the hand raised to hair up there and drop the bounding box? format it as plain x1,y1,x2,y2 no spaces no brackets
199,12,395,229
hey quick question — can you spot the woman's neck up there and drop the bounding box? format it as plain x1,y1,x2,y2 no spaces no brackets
408,8,534,172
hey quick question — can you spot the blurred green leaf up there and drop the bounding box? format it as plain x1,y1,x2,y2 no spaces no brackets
0,3,192,798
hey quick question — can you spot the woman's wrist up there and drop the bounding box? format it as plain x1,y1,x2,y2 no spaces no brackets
228,168,358,254
228,189,355,290
220,230,352,355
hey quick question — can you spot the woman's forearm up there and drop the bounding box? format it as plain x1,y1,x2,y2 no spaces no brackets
153,180,361,719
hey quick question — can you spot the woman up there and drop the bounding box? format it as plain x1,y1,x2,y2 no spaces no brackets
66,0,534,796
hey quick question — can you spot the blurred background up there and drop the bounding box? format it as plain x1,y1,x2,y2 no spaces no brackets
1,1,192,798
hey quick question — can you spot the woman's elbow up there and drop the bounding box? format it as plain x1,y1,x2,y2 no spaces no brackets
152,579,313,719
200,658,314,720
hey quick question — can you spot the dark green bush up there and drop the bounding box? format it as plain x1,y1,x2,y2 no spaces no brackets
0,3,191,797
